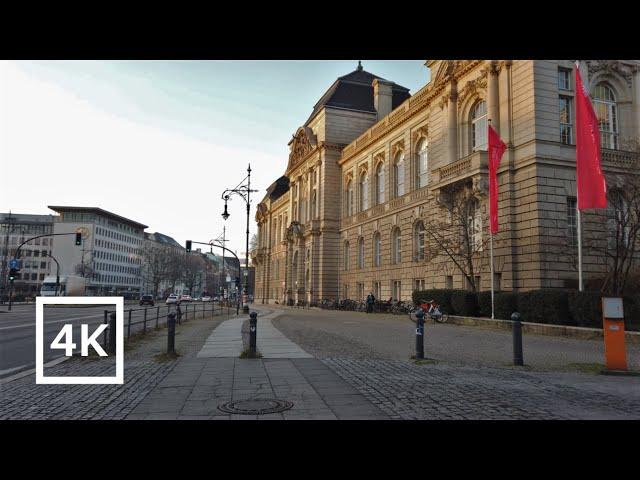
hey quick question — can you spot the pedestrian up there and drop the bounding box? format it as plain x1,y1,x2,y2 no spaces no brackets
366,292,375,313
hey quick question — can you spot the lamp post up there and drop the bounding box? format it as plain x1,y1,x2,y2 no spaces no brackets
221,164,258,312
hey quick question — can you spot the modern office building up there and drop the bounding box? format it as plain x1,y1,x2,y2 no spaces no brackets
48,206,147,297
0,212,56,296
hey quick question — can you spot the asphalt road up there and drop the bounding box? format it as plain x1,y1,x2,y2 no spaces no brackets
0,302,219,376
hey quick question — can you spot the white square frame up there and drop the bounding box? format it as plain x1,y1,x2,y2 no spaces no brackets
36,296,124,384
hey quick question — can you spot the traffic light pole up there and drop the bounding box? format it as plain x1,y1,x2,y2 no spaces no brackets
7,232,82,311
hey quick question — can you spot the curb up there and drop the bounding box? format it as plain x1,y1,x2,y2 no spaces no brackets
447,315,640,345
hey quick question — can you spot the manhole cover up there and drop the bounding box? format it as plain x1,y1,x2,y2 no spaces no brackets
218,398,294,415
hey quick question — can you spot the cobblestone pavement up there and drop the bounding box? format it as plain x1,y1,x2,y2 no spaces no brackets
272,307,640,370
322,358,640,419
0,311,231,420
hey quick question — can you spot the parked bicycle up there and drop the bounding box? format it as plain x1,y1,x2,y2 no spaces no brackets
408,299,449,324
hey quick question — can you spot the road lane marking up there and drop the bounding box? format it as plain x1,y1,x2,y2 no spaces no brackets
0,314,104,331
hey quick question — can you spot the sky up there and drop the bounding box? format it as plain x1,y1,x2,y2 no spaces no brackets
0,60,430,256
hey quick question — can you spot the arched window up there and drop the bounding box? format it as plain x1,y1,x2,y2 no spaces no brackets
346,180,354,216
394,152,405,197
344,241,350,271
391,227,402,264
373,232,382,267
376,162,385,205
359,171,369,211
471,100,488,151
414,221,425,261
357,237,365,269
416,139,428,188
593,83,618,150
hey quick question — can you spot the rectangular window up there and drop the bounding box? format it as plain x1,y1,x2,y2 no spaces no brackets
559,96,573,145
373,281,381,299
414,279,425,291
493,273,502,292
475,275,481,291
567,197,578,247
392,280,401,301
558,68,571,91
445,276,453,289
357,283,364,301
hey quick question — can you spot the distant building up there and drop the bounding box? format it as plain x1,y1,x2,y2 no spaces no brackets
48,206,147,297
1,212,56,297
143,232,187,298
238,257,256,298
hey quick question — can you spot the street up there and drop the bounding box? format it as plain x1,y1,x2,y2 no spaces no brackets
0,302,216,375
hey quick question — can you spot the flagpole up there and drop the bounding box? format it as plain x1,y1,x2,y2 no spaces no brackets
575,61,584,292
490,231,495,319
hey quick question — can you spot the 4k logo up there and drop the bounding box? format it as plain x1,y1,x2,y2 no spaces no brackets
36,297,124,384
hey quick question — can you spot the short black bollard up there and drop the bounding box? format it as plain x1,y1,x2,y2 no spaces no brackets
511,311,524,366
415,308,425,359
249,311,257,356
108,311,117,354
167,313,176,354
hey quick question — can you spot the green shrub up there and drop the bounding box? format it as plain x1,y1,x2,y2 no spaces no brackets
494,292,518,320
450,290,478,316
568,291,602,328
412,289,454,312
516,289,571,325
623,295,640,325
477,291,494,318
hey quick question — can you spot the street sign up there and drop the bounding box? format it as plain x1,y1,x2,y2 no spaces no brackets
9,259,18,269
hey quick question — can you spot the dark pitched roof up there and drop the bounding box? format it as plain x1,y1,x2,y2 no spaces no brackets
265,176,290,202
146,232,182,248
304,63,411,126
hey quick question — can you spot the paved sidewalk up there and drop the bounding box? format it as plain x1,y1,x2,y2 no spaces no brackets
198,306,312,359
128,357,388,420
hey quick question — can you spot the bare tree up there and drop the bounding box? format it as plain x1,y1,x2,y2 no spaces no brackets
166,249,185,294
249,233,258,251
74,255,98,280
141,244,172,297
424,186,488,293
183,253,206,295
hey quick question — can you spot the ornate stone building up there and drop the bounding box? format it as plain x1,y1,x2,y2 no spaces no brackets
253,60,640,304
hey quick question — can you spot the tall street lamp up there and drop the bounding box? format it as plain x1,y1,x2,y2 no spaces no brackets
221,164,257,311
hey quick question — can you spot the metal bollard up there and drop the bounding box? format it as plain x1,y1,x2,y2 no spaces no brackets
167,313,176,354
249,311,257,356
511,311,524,366
415,308,425,360
127,309,132,338
108,311,117,354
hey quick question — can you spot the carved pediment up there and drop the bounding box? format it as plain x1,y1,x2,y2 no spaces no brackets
412,125,428,145
587,60,634,88
287,127,317,173
431,60,476,89
458,74,488,106
392,140,405,158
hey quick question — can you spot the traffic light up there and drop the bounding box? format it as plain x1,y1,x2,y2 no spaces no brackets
185,240,192,253
8,268,17,281
75,232,82,246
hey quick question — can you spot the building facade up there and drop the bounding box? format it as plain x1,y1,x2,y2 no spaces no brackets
248,61,640,304
49,206,147,297
1,212,56,297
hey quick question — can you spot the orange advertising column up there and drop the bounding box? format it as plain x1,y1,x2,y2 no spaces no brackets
602,297,627,371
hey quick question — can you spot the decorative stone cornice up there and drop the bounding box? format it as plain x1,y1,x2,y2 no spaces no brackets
412,125,428,146
587,60,634,88
458,74,488,107
391,140,405,157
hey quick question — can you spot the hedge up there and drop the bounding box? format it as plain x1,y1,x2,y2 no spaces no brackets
450,290,478,316
567,291,602,328
516,289,572,325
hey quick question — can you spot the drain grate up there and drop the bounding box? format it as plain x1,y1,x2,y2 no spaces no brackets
218,398,294,415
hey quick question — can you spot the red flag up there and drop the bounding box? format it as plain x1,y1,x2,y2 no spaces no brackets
488,124,506,234
575,63,607,210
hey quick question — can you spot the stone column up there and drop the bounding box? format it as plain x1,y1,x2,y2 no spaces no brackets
487,61,500,133
448,82,458,163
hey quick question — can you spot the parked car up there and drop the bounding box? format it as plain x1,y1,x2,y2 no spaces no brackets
166,294,179,305
202,296,212,302
139,294,155,306
179,294,193,302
